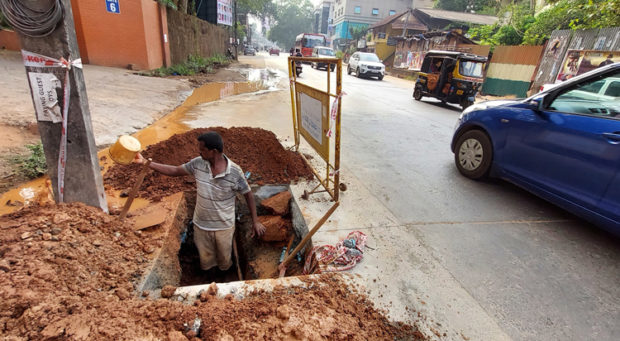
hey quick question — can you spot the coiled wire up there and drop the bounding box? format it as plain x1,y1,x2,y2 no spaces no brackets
0,0,64,37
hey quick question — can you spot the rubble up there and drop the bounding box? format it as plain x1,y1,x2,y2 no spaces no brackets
257,215,291,242
104,127,313,201
261,190,291,215
0,203,424,340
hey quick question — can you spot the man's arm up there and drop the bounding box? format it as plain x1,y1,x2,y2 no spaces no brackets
133,153,188,177
244,191,266,238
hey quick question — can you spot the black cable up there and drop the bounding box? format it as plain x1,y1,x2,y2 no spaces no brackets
0,0,64,37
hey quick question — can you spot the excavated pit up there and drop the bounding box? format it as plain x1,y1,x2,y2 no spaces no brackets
138,185,310,293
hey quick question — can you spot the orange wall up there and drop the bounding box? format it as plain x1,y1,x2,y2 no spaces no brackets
0,29,21,50
70,0,164,70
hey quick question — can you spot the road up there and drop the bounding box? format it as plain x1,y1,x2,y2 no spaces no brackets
240,52,620,340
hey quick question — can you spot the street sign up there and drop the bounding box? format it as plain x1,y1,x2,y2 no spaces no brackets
105,0,120,14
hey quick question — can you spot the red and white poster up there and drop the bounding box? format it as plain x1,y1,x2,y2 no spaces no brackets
217,0,233,26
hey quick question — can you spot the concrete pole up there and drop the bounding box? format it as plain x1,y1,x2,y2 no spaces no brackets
16,0,108,212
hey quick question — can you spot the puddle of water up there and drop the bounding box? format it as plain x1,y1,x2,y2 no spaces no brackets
0,75,274,215
235,68,287,91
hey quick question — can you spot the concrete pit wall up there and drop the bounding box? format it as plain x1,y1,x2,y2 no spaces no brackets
137,185,310,294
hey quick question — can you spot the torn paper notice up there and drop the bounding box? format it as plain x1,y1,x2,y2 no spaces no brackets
28,72,62,123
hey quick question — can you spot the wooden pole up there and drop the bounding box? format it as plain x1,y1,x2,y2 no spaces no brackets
119,159,151,220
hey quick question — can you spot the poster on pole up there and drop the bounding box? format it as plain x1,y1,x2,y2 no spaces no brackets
217,0,233,26
27,72,62,123
295,82,330,161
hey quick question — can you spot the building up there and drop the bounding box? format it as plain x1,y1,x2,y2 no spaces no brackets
1,0,230,70
313,0,334,35
329,0,433,49
367,9,427,62
368,8,497,67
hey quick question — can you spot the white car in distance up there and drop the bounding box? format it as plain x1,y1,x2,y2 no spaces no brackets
347,52,385,80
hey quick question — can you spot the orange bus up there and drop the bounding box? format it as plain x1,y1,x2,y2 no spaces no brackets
294,33,327,57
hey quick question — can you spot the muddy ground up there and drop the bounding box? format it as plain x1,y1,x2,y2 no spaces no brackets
104,127,313,201
0,202,424,340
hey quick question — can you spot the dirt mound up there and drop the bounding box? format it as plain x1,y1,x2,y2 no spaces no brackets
104,127,313,201
0,204,424,340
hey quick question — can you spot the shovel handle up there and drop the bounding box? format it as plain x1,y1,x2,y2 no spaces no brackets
279,201,339,277
119,159,151,220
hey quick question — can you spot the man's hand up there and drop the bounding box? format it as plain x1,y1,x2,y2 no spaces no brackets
250,221,266,238
133,152,146,165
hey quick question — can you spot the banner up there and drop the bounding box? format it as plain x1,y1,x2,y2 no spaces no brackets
217,0,233,26
556,50,619,82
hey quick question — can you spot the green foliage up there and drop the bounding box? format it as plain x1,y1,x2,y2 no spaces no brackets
149,54,229,76
157,0,178,10
468,3,535,46
335,51,344,59
469,0,620,46
238,0,276,17
349,25,367,41
236,21,246,43
267,0,314,49
521,0,580,45
12,143,47,179
568,0,620,30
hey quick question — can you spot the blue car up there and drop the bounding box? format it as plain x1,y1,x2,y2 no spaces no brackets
451,63,620,235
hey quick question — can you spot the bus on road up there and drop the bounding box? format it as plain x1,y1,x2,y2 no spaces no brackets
294,33,327,57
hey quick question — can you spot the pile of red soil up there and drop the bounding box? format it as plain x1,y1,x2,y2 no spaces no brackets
0,204,425,340
104,127,313,201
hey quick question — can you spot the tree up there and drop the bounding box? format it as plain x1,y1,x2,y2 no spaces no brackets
468,0,620,46
267,0,314,49
349,25,366,41
467,3,535,46
522,0,620,45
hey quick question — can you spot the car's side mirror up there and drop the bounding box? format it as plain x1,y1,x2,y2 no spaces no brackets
527,96,544,112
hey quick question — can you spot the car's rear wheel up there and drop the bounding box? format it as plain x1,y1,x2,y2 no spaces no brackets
413,86,422,100
454,130,492,180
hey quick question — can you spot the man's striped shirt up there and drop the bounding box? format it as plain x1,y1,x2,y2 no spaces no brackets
182,155,250,231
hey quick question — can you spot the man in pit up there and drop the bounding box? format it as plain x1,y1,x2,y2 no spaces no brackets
134,131,265,273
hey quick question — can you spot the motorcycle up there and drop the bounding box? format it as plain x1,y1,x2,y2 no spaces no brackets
295,61,302,77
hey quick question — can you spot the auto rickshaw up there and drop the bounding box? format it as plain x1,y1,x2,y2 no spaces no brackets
413,51,487,109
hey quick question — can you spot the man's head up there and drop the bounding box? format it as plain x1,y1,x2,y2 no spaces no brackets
197,132,223,159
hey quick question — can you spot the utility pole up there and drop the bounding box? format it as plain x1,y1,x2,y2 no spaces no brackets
234,0,238,59
9,0,108,211
402,8,410,38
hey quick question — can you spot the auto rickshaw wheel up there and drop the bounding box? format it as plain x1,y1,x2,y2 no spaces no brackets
460,99,473,110
413,86,422,101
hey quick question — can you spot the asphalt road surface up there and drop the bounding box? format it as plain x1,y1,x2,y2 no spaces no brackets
247,52,619,340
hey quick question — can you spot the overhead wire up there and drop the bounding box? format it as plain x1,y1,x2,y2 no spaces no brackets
0,0,64,37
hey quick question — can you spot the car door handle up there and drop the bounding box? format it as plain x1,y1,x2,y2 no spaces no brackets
602,132,620,144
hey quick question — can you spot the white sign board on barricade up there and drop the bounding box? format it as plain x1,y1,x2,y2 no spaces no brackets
299,93,323,143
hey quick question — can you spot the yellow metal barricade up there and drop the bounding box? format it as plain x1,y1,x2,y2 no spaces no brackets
287,56,344,201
